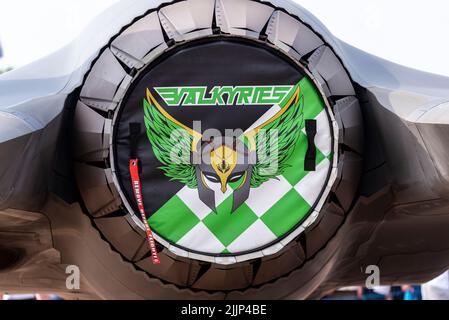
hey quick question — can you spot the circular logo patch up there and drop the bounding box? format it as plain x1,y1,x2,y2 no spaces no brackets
113,37,332,257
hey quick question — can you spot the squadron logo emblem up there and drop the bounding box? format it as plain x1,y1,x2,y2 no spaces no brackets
143,83,304,212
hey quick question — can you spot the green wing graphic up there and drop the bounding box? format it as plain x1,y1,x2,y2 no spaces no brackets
245,84,305,188
143,89,201,188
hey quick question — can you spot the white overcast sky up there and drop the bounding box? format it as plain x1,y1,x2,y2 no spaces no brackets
0,0,449,76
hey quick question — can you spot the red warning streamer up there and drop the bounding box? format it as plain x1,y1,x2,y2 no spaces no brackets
129,159,160,264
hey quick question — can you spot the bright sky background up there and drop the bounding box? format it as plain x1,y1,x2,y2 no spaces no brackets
0,0,449,76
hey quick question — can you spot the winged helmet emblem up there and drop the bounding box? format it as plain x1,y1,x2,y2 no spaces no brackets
143,84,304,212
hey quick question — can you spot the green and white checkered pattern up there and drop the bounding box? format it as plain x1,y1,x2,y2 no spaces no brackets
148,78,332,255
